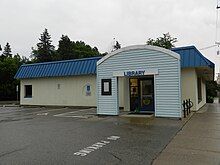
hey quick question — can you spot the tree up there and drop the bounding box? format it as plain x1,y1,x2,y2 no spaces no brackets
57,35,74,60
206,80,220,103
146,33,177,49
1,42,12,59
0,53,25,100
32,28,55,62
72,41,98,59
0,42,30,101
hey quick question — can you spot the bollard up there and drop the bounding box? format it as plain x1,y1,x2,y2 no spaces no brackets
186,100,189,116
183,100,186,118
188,99,191,114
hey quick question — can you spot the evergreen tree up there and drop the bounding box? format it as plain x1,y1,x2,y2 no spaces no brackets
32,29,55,62
146,33,177,49
57,35,74,60
72,41,100,59
2,43,12,58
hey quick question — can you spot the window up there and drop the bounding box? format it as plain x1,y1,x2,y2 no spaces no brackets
197,78,202,103
24,85,32,98
86,84,91,96
87,85,90,92
101,79,112,95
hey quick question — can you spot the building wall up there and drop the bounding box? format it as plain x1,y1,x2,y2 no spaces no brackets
20,75,125,107
181,68,197,111
20,75,97,106
97,46,181,117
181,68,206,111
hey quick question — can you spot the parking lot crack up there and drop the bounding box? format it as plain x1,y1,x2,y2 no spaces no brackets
108,152,122,162
0,146,28,158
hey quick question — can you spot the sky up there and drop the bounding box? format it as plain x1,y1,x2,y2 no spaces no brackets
0,0,220,75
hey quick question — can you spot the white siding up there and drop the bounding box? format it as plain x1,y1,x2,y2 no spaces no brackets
97,47,181,117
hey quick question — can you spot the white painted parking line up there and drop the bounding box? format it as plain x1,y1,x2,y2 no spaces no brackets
31,108,68,116
0,107,68,116
54,108,95,117
34,107,68,114
36,113,48,116
0,107,41,113
56,115,89,119
74,136,120,157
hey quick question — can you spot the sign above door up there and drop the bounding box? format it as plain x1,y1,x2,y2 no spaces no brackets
113,69,158,77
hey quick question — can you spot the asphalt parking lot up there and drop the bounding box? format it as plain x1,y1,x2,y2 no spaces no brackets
0,106,184,165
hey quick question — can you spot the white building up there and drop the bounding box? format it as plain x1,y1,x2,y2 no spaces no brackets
15,45,214,118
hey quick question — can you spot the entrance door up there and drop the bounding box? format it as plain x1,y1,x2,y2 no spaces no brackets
129,77,154,113
140,78,154,112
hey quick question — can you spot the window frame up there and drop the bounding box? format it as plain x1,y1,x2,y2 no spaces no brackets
24,85,32,98
101,79,112,95
86,84,91,96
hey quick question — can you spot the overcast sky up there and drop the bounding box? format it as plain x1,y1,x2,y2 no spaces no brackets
1,0,220,74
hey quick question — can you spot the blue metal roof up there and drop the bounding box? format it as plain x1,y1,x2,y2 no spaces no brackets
14,56,101,79
172,45,215,69
15,45,214,79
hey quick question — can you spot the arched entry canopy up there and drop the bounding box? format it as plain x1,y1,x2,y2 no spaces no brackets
97,45,181,118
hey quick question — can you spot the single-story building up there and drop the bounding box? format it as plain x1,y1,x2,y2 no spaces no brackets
15,45,214,118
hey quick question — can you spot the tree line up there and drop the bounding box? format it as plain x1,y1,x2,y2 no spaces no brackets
0,28,107,100
0,28,122,100
0,43,29,100
31,29,106,62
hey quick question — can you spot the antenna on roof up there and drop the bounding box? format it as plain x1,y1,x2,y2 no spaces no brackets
107,38,116,53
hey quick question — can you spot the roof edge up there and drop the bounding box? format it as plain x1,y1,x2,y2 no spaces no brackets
16,73,97,79
193,48,215,68
97,45,180,66
22,56,102,67
171,45,195,51
172,45,215,69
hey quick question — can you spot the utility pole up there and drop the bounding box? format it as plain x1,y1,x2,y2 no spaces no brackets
217,0,220,9
216,1,220,55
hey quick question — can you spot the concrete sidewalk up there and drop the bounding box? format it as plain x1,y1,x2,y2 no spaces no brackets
153,102,220,165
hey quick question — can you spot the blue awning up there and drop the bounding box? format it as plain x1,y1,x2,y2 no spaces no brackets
172,46,214,69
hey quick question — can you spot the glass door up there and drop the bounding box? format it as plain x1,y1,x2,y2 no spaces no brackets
140,78,154,112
